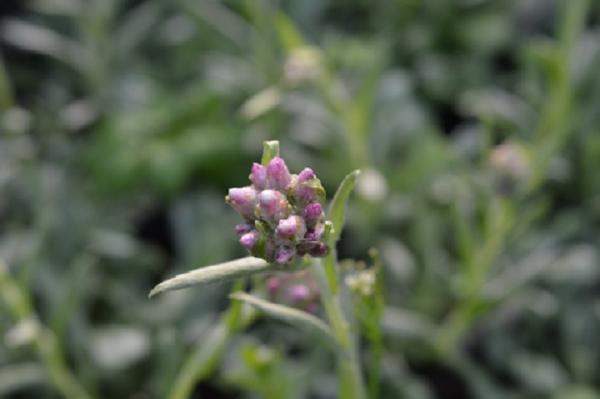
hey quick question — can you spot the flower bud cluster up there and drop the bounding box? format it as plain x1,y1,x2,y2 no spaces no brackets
226,156,329,265
489,142,531,195
266,271,320,313
345,269,376,297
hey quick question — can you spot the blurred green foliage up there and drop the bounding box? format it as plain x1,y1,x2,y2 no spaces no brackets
1,0,600,398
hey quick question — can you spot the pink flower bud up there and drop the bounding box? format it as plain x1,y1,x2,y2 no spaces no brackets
276,215,306,240
303,203,323,227
249,163,267,190
239,230,260,250
275,245,295,265
308,242,328,257
258,189,288,220
266,277,281,295
304,224,324,242
235,223,253,236
266,157,291,191
294,167,320,203
227,187,257,219
288,284,310,301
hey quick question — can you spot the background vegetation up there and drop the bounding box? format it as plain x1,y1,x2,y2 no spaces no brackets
1,0,600,398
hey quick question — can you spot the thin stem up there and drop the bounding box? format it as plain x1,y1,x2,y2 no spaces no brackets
0,260,94,399
313,260,366,399
168,280,253,399
435,0,590,357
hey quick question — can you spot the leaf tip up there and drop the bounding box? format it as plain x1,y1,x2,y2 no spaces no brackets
148,283,164,299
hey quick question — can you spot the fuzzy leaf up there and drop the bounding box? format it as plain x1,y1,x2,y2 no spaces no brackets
261,140,280,166
327,170,360,244
149,257,273,298
230,292,338,349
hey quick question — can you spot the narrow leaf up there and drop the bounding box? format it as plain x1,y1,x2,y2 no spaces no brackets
230,292,338,349
149,257,273,298
261,140,280,166
273,12,305,51
327,170,360,243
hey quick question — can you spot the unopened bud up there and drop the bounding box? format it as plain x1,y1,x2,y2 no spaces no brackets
275,245,296,265
304,224,324,242
276,215,306,240
308,242,328,257
250,163,268,190
258,189,288,220
227,187,257,219
240,230,260,250
303,203,323,227
288,284,310,301
235,223,253,236
294,167,323,204
267,157,292,191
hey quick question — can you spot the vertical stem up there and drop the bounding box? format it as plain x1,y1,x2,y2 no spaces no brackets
313,260,366,399
168,280,251,399
0,260,94,399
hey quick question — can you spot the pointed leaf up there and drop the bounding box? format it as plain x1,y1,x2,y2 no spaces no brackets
230,292,338,349
273,12,306,51
327,170,360,244
149,257,273,298
261,140,280,166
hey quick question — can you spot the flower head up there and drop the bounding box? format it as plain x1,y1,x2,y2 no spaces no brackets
226,187,257,220
226,150,329,265
266,157,292,191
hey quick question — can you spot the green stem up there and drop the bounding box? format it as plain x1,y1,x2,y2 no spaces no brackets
367,329,383,399
168,280,253,399
314,261,366,399
0,261,94,399
436,0,590,357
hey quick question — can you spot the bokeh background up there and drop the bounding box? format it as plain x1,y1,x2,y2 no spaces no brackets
1,0,600,398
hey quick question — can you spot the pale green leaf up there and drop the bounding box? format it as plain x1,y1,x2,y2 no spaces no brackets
230,292,338,349
261,140,280,166
273,12,305,51
327,170,360,243
149,257,273,298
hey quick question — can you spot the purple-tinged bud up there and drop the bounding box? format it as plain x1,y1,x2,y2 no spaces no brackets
308,242,328,257
276,215,306,240
275,245,295,265
250,163,267,190
258,189,288,220
266,277,281,295
266,157,292,191
294,167,320,203
288,284,310,301
240,230,260,250
304,224,324,242
227,187,257,219
235,223,253,236
303,203,323,227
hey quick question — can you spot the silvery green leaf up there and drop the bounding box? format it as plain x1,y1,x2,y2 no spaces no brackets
0,363,45,396
327,170,360,243
149,257,273,298
261,140,280,166
230,292,337,350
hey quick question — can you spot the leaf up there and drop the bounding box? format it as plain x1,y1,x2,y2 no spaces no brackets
261,140,280,166
273,12,305,51
327,170,360,244
149,257,273,298
230,292,338,349
0,363,45,397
